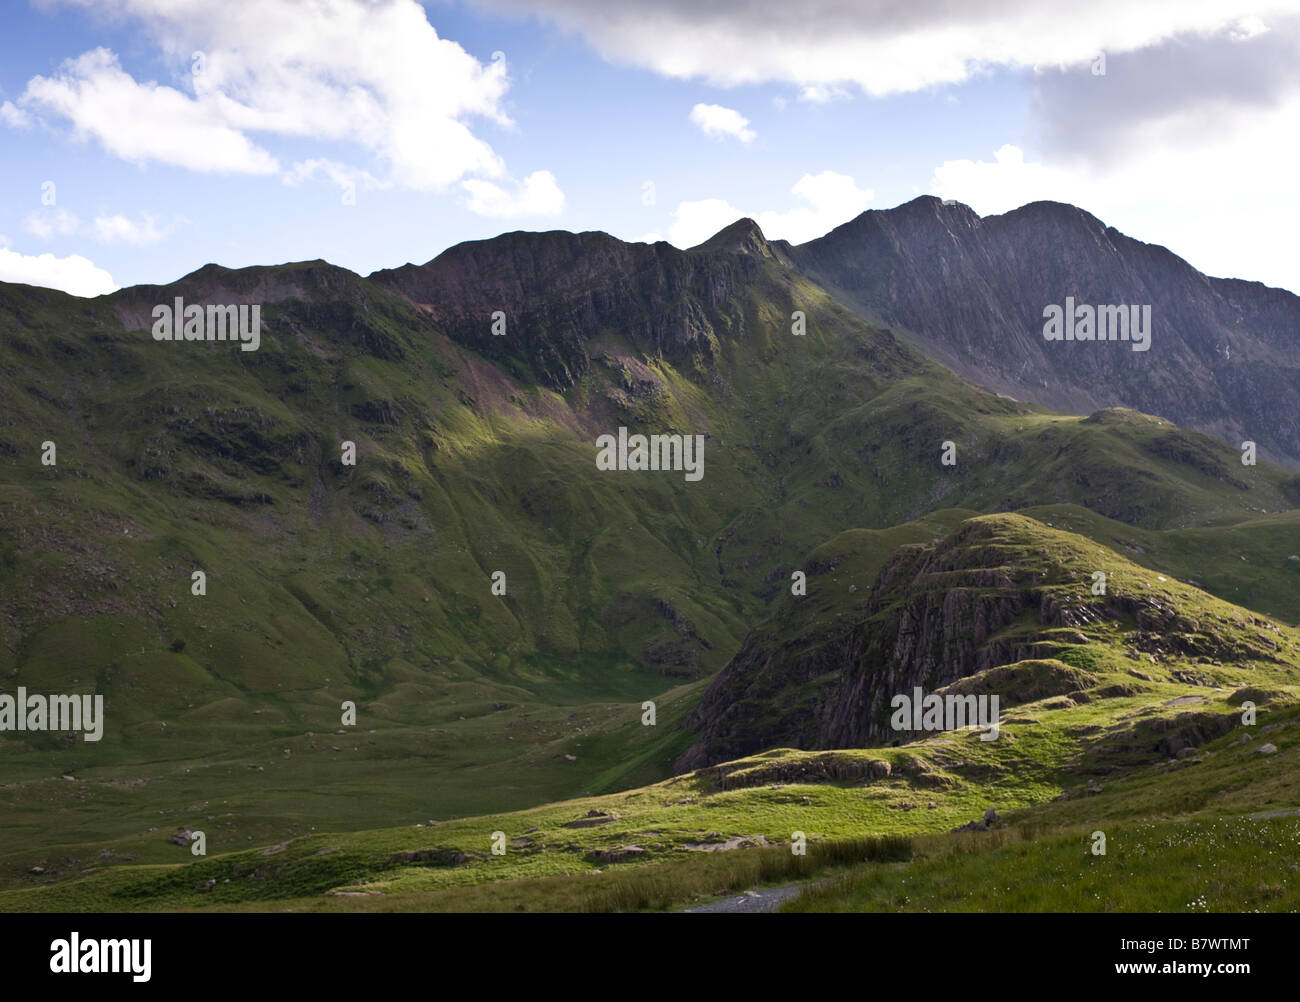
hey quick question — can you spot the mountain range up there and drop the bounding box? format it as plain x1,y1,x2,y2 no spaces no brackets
1,195,1298,912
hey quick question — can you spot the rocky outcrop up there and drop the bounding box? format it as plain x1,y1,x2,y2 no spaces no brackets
676,513,1297,770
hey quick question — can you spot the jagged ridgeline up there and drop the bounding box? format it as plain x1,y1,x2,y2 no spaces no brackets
2,201,1300,861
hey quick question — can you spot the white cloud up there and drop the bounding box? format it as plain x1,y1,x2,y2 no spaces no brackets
460,169,565,217
284,158,390,197
91,212,172,245
664,171,874,248
667,198,746,247
24,209,82,239
689,103,755,144
928,145,1090,213
1229,14,1271,41
23,207,179,245
911,17,1300,292
479,0,1297,95
0,101,31,128
797,84,851,104
0,245,117,296
756,171,874,244
13,47,279,174
928,117,1300,292
1028,19,1300,170
11,1,552,197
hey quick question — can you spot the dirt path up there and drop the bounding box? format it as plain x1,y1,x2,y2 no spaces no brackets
680,883,808,913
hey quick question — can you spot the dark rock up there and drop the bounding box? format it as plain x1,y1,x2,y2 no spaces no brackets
587,845,646,864
791,195,1300,469
679,517,1250,769
563,814,617,829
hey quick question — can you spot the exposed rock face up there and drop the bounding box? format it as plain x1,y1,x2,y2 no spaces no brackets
791,196,1300,467
371,222,781,389
676,514,1294,770
676,518,1041,769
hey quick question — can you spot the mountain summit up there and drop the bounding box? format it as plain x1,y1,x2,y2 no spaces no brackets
791,196,1300,467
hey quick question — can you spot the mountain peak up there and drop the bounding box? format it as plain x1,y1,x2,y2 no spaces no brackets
990,199,1106,231
691,217,770,256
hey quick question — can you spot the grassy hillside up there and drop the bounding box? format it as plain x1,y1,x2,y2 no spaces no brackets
2,514,1296,912
679,512,1300,767
3,239,1300,909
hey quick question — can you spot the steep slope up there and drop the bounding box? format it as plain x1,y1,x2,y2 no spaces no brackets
368,219,793,389
678,513,1300,768
792,196,1300,467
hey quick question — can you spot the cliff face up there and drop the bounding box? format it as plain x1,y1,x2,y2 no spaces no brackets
677,514,1295,770
369,222,779,389
792,196,1300,467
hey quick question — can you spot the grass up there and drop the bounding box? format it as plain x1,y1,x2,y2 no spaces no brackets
784,818,1300,912
4,249,1300,913
3,658,1295,912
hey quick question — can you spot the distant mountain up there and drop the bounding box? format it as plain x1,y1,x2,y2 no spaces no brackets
791,196,1300,468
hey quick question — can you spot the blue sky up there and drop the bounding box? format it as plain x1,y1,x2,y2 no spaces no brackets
2,1,1298,296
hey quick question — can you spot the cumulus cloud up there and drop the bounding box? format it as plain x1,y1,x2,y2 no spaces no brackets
24,209,82,239
755,171,874,243
928,145,1091,213
0,243,118,296
664,170,874,247
475,0,1296,95
667,198,747,247
460,170,565,217
12,47,279,173
0,101,32,128
689,103,755,144
8,0,557,205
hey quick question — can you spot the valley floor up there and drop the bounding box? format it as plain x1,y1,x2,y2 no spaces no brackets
3,666,1297,913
